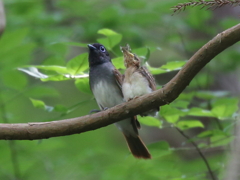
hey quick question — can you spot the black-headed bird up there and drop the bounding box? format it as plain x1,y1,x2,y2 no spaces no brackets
121,44,159,117
88,43,151,159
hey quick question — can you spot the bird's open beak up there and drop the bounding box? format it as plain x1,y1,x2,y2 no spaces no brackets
88,44,97,50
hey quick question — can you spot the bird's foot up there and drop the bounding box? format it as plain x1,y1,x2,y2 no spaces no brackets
127,96,139,102
103,107,109,111
89,109,101,114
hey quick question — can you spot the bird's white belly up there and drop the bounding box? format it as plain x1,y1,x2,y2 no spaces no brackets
123,72,152,101
92,80,136,135
92,80,123,109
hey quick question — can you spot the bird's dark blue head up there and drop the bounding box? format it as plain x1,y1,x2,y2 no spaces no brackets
88,43,111,67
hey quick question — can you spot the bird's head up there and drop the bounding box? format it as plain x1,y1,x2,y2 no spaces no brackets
121,44,140,68
88,43,111,66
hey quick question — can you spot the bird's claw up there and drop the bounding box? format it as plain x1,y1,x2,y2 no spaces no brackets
89,109,101,114
103,107,109,111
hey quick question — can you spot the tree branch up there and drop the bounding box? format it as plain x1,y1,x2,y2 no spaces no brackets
0,23,240,140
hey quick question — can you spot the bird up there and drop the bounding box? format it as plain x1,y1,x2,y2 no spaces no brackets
121,44,159,117
88,43,151,159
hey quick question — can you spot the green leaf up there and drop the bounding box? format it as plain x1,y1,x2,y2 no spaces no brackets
112,56,125,69
75,78,91,94
171,100,189,109
187,107,214,117
132,47,148,61
41,74,69,81
146,59,186,75
146,64,167,75
18,66,70,79
210,135,233,147
211,98,238,119
197,130,227,138
97,28,122,49
30,98,45,109
177,120,204,130
145,47,151,62
160,105,185,124
67,53,89,74
34,65,69,74
98,28,120,37
53,104,68,113
18,67,49,79
178,92,195,101
138,116,161,127
132,46,160,63
19,66,88,81
195,91,229,100
160,61,186,71
30,98,54,112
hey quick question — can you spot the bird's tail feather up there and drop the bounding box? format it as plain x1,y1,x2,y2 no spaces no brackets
123,134,151,159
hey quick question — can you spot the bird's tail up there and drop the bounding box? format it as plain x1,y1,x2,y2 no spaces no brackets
123,134,151,159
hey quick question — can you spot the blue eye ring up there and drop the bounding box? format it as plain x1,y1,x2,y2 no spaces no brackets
100,46,106,52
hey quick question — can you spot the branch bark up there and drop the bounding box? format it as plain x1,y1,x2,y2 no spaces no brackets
1,23,240,140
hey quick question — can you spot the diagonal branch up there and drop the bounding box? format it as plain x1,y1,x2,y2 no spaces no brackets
0,23,240,140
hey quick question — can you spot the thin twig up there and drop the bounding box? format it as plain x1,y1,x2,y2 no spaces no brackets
176,127,217,180
171,0,240,14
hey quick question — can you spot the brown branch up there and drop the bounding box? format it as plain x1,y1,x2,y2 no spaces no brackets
0,23,240,140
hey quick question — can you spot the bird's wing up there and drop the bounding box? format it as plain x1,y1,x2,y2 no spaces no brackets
138,66,159,112
113,68,124,96
113,68,141,129
138,66,157,91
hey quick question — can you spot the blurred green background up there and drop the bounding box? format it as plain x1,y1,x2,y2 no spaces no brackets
0,0,240,179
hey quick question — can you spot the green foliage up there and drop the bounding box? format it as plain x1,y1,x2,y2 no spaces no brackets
97,28,122,50
30,98,54,112
138,116,162,127
177,120,204,130
211,98,238,119
1,0,239,180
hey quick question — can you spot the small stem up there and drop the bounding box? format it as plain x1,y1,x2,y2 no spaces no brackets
176,127,217,180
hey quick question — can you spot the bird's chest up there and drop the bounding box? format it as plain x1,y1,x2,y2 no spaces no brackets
92,80,123,109
123,67,152,101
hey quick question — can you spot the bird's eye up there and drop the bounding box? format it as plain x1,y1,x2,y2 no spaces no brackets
100,46,106,52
